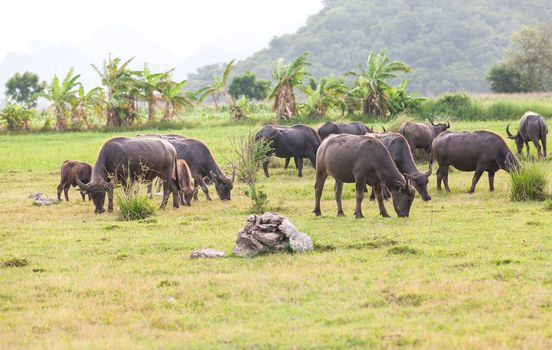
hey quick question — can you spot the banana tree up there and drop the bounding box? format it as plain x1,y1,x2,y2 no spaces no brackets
197,59,236,111
159,80,196,122
347,50,411,118
140,64,172,123
298,76,347,118
92,56,138,127
39,68,80,131
71,85,104,128
269,53,310,119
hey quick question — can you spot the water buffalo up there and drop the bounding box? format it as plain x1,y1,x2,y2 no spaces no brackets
432,130,520,193
317,121,373,140
174,159,197,206
314,134,415,218
255,124,321,177
399,120,450,160
506,112,548,160
76,137,180,214
150,136,234,201
57,160,92,201
371,132,432,201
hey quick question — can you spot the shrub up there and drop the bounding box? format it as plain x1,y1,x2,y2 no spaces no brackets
115,186,156,221
509,163,548,202
0,103,34,131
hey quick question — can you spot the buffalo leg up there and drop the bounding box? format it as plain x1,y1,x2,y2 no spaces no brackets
294,157,299,169
170,178,180,209
542,134,547,158
160,178,169,209
436,166,447,192
263,159,270,177
531,137,542,160
80,189,86,201
193,180,200,201
284,158,290,169
57,183,64,201
107,187,114,212
296,157,304,177
334,181,345,217
374,183,391,218
354,178,366,219
146,183,153,199
313,170,328,216
468,169,484,193
525,141,530,158
156,179,162,194
63,184,70,201
309,154,316,168
488,171,496,192
369,187,376,201
198,176,212,201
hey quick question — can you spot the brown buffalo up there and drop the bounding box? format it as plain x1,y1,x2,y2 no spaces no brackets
432,130,520,193
57,160,92,201
399,120,450,160
314,134,415,219
175,159,198,206
506,112,548,160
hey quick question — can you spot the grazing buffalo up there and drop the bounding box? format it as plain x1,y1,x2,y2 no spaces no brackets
399,120,450,160
371,132,432,201
314,134,415,218
57,160,92,201
506,112,548,160
76,137,180,214
149,135,234,201
432,131,520,193
317,121,373,140
255,124,321,177
175,159,197,206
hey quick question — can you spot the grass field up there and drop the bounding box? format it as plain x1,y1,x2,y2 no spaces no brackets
1,119,552,349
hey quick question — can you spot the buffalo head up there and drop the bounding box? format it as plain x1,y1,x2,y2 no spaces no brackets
431,120,450,135
506,123,524,155
410,162,432,201
210,170,234,201
76,176,112,214
390,175,416,217
181,187,199,207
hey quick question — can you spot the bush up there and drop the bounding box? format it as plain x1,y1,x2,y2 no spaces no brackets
509,163,548,202
0,103,34,131
115,186,156,221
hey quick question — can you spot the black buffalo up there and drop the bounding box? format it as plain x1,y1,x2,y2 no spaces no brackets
314,134,415,218
432,130,520,193
399,120,450,160
76,137,180,214
255,124,321,177
145,135,234,201
506,112,548,160
371,132,432,201
317,121,373,140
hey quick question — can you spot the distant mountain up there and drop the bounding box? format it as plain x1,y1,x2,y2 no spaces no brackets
227,0,552,95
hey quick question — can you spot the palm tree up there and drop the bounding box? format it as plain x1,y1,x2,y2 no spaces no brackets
40,68,80,131
347,50,411,118
197,59,236,111
159,80,196,122
92,55,138,127
298,76,347,118
269,53,310,119
140,64,171,123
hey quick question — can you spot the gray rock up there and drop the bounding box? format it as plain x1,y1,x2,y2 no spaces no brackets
190,249,226,259
234,212,313,257
29,192,59,206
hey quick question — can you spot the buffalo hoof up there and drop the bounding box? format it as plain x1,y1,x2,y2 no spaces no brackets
313,209,321,216
337,211,345,217
380,213,391,218
354,212,364,219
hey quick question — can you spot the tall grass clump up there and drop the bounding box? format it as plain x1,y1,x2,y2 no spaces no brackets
115,184,156,221
386,113,414,132
509,163,548,202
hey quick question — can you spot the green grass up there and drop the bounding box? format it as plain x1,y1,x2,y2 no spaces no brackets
115,187,157,221
509,163,549,202
1,118,552,348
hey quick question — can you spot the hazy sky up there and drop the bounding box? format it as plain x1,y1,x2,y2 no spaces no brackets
0,0,323,60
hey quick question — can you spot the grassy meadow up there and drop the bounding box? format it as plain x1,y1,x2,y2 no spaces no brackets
1,119,552,349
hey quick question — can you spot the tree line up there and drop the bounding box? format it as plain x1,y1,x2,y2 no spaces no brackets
1,50,420,131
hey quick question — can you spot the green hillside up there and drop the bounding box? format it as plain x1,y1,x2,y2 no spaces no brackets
233,0,552,95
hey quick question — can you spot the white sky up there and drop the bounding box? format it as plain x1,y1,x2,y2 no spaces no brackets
0,0,323,60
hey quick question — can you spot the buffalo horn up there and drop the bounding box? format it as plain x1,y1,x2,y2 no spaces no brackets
431,119,437,126
426,161,433,176
506,124,515,139
446,120,450,128
75,176,91,192
382,126,387,132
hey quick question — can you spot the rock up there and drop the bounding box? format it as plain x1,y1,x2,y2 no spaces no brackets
190,248,226,259
234,212,313,257
29,192,59,206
